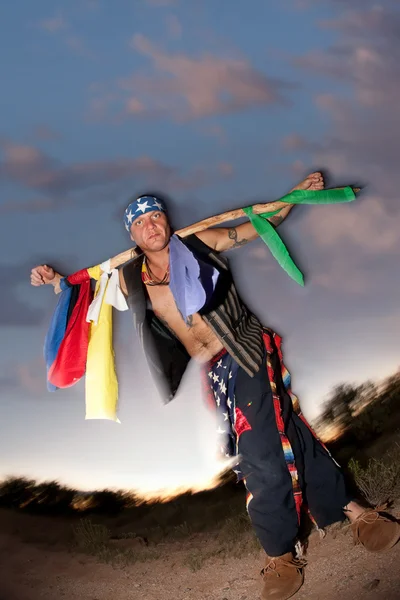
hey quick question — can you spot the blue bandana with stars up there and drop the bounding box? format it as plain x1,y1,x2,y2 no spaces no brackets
123,196,167,232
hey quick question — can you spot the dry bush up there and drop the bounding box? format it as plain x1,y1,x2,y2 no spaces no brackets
348,447,400,506
72,518,161,567
73,518,110,552
183,550,206,572
216,513,261,558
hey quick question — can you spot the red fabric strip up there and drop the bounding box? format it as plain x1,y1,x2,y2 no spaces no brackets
67,269,91,285
234,407,252,437
48,280,93,388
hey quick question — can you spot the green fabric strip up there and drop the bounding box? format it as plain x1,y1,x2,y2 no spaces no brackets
243,186,356,286
277,186,356,205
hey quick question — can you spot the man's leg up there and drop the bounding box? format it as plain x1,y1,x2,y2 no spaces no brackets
287,412,352,528
235,358,299,556
234,357,306,600
274,354,400,553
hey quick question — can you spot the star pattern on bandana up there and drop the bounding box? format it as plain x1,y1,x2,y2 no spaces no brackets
135,200,150,213
152,199,163,210
123,197,166,231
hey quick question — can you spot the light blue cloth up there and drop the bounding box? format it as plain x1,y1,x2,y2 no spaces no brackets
168,235,219,321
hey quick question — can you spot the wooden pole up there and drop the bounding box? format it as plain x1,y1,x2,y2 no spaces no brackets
109,186,360,270
52,186,360,293
110,202,284,269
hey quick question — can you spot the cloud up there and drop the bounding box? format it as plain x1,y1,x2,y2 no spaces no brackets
0,357,49,397
31,125,61,142
38,16,68,33
198,124,227,143
166,15,182,39
0,263,46,326
311,252,370,294
91,34,294,122
0,198,55,215
217,162,234,176
158,161,234,194
65,35,94,58
0,140,174,199
36,15,93,58
146,0,178,6
0,140,233,214
282,134,310,152
299,192,400,294
292,1,400,210
304,196,400,253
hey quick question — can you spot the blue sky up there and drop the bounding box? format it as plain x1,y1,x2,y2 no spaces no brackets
1,0,399,495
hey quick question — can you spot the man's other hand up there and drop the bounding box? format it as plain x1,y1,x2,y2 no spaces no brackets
30,265,56,286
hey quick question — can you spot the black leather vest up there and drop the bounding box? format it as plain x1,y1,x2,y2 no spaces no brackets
122,234,264,402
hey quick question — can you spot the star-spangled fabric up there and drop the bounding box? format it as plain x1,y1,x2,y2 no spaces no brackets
123,195,167,232
204,349,241,468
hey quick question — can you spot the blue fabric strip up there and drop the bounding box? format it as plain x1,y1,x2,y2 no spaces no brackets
43,278,73,392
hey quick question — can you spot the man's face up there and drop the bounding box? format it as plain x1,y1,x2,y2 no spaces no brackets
129,210,171,252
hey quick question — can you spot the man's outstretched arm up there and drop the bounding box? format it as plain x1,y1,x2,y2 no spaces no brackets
31,264,130,298
196,172,324,252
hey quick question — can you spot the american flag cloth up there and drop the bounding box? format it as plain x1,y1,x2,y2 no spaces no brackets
202,348,241,465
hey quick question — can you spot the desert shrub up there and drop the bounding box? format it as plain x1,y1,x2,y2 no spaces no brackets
73,518,110,552
72,518,161,567
183,550,205,572
216,513,261,558
348,451,400,506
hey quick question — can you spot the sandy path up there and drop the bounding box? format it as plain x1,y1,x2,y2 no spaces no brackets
0,522,399,600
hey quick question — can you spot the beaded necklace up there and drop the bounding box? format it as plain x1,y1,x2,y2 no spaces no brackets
141,256,170,286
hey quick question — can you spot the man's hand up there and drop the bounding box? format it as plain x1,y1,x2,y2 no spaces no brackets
30,265,64,294
195,171,325,252
30,265,56,286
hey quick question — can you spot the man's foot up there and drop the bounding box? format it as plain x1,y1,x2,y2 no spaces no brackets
291,172,324,192
351,507,400,552
261,552,306,600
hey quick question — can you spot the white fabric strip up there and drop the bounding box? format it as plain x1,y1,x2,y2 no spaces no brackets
105,269,129,311
100,259,111,274
86,272,109,325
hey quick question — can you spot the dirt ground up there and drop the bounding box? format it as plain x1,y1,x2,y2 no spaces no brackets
0,509,399,600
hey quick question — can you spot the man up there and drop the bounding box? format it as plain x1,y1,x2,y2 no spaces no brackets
31,172,399,600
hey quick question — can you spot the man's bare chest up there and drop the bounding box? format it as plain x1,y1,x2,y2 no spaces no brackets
145,284,223,359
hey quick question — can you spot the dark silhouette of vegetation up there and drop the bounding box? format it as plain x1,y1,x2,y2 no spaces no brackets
0,477,76,515
89,490,128,515
315,370,400,462
0,476,36,510
0,369,399,545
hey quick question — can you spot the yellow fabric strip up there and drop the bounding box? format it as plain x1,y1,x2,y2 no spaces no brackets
87,265,103,281
85,276,120,423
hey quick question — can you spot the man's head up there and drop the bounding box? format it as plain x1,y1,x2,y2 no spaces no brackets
123,195,171,252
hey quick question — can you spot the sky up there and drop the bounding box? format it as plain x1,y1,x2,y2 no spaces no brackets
1,0,399,495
